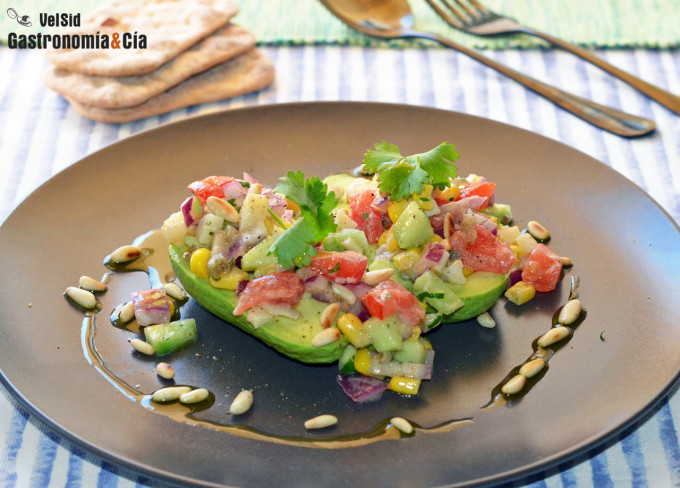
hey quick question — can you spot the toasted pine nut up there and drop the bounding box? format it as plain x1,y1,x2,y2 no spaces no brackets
332,283,356,305
390,417,413,434
179,388,210,404
311,327,341,347
129,338,155,355
519,358,546,378
79,275,107,292
119,301,135,323
361,268,395,286
304,414,338,430
501,374,526,395
229,390,254,415
443,213,455,240
320,303,340,328
156,362,175,379
248,183,263,195
560,256,573,267
151,386,191,403
163,282,186,300
537,326,571,348
206,196,240,223
110,245,142,264
65,286,96,309
327,184,345,199
558,299,582,325
477,312,496,328
527,221,550,241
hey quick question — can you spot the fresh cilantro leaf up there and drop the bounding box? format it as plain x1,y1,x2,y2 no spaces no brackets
330,262,341,273
361,142,460,201
267,171,338,268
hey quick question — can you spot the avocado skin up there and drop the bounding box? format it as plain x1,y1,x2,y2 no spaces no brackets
445,272,509,322
169,245,346,363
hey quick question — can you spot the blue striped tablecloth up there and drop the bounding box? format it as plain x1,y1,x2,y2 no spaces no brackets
1,45,680,487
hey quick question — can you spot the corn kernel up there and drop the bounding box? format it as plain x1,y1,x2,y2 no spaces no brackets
462,267,474,277
505,281,536,306
378,229,391,247
429,234,444,243
388,200,409,223
393,250,420,271
487,214,498,224
210,268,249,290
415,185,434,210
509,244,524,258
437,185,460,202
386,232,400,253
189,248,211,279
388,376,421,395
337,313,371,348
354,348,372,375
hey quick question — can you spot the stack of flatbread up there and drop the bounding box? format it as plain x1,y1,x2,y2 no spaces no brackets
44,0,275,123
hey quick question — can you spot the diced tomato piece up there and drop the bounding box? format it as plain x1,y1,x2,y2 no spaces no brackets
233,272,304,316
457,182,496,209
349,189,391,244
361,280,424,328
309,251,368,285
521,244,563,292
449,224,514,274
188,176,236,204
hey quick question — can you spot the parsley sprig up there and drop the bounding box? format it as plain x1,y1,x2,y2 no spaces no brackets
362,142,460,201
268,171,338,268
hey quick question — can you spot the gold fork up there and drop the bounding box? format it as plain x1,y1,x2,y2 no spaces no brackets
427,0,680,114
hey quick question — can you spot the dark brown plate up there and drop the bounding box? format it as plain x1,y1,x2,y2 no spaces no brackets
1,102,679,487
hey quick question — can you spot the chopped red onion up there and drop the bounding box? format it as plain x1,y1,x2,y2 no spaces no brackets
371,194,390,213
304,275,334,302
242,172,261,185
222,180,248,207
131,288,171,326
267,192,288,216
236,280,249,297
337,375,388,403
508,269,523,287
180,196,199,227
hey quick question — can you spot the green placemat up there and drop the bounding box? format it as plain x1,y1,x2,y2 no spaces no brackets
2,0,680,48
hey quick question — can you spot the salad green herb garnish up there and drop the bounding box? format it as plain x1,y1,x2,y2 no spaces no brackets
268,171,338,268
362,142,460,201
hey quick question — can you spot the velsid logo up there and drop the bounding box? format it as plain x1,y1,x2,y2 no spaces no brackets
6,8,147,49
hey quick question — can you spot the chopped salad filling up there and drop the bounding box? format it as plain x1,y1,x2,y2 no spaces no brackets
160,142,566,401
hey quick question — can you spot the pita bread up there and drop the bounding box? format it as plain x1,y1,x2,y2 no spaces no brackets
67,48,275,123
46,0,238,76
45,24,255,109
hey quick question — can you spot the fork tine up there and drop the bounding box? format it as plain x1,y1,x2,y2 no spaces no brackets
467,0,491,15
426,0,465,29
453,0,480,20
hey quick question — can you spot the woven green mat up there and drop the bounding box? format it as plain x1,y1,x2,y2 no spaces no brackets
2,0,680,48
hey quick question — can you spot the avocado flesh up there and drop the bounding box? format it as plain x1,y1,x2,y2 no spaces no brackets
169,244,347,363
445,271,509,322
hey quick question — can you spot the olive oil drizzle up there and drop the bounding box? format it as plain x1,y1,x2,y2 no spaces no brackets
484,276,585,409
71,229,583,448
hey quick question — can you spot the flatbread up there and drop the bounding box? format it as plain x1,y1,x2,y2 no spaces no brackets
67,48,275,123
45,24,255,109
46,0,238,76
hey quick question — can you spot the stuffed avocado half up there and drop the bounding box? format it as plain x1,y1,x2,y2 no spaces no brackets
161,142,564,400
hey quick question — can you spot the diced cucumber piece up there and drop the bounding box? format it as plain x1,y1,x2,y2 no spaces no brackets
393,337,427,364
339,345,358,373
368,258,412,290
323,228,370,255
391,201,434,249
482,203,513,225
364,316,403,352
241,226,284,272
144,319,197,356
423,312,442,331
196,214,225,247
413,271,464,315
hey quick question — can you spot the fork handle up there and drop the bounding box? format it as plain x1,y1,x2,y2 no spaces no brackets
421,32,655,137
529,29,680,115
